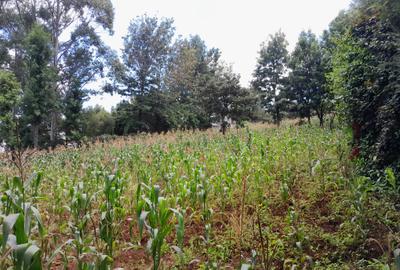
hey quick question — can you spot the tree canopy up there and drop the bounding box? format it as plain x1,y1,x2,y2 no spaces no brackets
252,31,289,126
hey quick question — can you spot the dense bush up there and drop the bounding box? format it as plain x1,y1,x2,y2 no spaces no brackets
329,0,400,180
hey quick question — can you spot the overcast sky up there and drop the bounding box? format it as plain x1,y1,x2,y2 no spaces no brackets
85,0,352,111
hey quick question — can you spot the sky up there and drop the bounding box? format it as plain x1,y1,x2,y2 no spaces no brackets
85,0,352,111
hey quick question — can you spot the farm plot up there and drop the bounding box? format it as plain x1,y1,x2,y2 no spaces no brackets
1,125,399,269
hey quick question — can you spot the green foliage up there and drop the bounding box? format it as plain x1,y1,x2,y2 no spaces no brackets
100,170,126,258
108,18,257,135
0,70,20,149
348,176,373,238
1,123,400,268
67,181,96,269
202,66,257,134
2,231,42,270
107,15,183,134
62,24,112,142
0,0,115,148
136,184,177,270
1,2,400,268
0,173,45,269
111,15,175,97
82,106,115,138
329,0,400,180
113,92,175,134
252,31,289,126
287,30,330,126
164,36,220,130
22,24,57,149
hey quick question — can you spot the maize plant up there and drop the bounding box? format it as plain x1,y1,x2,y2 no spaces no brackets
135,182,145,243
348,176,373,239
197,172,213,247
138,184,177,270
100,170,126,258
0,173,45,270
2,173,42,215
65,181,98,269
1,211,44,269
171,208,185,266
284,206,312,268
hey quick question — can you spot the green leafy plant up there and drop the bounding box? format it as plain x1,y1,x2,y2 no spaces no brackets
100,170,126,258
139,184,178,270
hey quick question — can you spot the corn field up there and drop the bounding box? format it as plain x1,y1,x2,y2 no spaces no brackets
1,124,400,269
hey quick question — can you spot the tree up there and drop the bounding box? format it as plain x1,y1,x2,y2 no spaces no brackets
110,15,175,97
0,0,115,146
252,31,289,126
164,36,222,130
82,106,115,138
106,15,175,133
62,24,112,142
112,91,175,135
165,39,199,128
39,0,114,146
350,0,400,32
0,70,20,149
22,24,57,148
287,30,328,126
112,101,134,135
0,0,37,82
203,65,257,134
329,0,400,178
63,87,87,142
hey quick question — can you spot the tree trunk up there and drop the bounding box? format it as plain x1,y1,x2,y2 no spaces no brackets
32,124,39,149
317,110,323,127
329,113,336,130
138,108,143,130
276,106,281,127
137,95,143,131
221,119,227,135
315,107,324,127
273,81,281,127
50,111,57,148
50,0,61,149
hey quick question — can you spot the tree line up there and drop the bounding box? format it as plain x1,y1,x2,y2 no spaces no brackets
0,2,258,150
0,0,114,149
106,16,257,136
0,0,399,179
252,0,399,179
